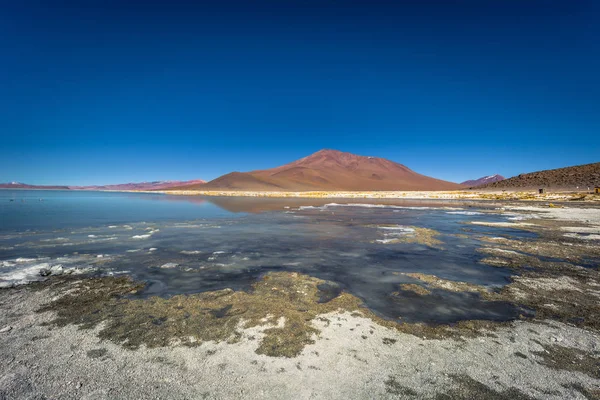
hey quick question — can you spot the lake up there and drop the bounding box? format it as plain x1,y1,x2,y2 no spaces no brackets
0,190,533,323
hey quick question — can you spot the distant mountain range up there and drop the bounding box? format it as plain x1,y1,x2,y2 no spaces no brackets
474,162,600,190
0,180,205,191
69,180,206,191
460,175,505,187
4,154,598,193
0,182,70,190
171,149,463,191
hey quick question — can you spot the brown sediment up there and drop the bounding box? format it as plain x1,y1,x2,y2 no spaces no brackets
384,376,418,396
561,383,600,400
434,374,535,400
31,256,600,357
401,273,490,295
478,236,600,264
391,319,515,341
36,272,365,357
474,218,600,332
478,248,590,274
396,248,600,333
29,271,518,356
532,344,600,379
468,215,598,237
490,273,600,331
472,212,600,246
396,283,431,296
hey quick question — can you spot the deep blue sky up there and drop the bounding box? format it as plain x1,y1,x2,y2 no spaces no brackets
1,1,599,185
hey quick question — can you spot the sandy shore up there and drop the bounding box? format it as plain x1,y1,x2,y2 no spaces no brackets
155,189,600,202
1,288,598,399
1,203,599,399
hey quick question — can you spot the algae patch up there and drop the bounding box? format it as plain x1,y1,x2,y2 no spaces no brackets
384,375,418,396
477,236,600,266
400,273,491,295
396,283,431,296
493,274,600,331
476,232,600,331
36,272,365,357
399,266,600,332
436,374,534,400
532,343,600,379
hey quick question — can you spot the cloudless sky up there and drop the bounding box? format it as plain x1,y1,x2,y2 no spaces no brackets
1,0,599,185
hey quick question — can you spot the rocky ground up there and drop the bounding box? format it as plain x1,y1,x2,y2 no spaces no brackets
474,161,600,191
1,203,599,399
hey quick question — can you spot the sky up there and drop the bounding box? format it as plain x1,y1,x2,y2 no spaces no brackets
1,0,599,185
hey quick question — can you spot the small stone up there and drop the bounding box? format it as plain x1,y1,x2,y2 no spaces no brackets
76,382,82,389
0,326,13,333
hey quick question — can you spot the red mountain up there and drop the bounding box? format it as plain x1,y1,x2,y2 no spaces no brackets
173,149,463,191
461,175,505,187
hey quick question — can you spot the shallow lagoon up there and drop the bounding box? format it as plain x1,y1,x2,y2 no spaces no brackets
0,190,535,323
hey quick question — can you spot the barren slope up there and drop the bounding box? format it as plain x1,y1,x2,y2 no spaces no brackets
475,162,600,190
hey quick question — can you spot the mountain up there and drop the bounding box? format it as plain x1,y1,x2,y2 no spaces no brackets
172,149,463,191
0,182,70,190
70,180,206,191
475,162,600,190
461,175,505,187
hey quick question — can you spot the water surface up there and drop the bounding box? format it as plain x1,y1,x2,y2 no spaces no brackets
0,190,534,323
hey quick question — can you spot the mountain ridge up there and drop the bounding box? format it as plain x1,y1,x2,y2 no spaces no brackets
0,180,206,191
461,174,505,187
0,182,70,190
71,179,206,191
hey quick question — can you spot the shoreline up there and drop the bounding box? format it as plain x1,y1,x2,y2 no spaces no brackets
3,279,598,399
3,187,599,203
153,189,600,202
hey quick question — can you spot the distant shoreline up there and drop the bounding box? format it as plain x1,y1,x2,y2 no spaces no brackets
153,189,600,202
